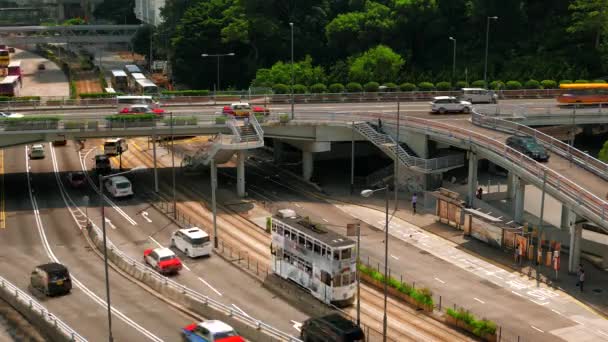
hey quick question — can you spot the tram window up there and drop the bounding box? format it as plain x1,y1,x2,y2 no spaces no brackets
341,248,353,260
333,250,339,261
305,265,312,275
334,275,342,287
321,271,331,285
342,273,350,286
277,225,283,235
313,243,321,254
351,271,356,284
320,246,326,256
289,231,297,241
305,238,313,251
298,234,305,246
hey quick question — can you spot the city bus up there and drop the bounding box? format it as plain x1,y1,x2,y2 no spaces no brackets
557,83,608,104
134,78,159,95
0,75,20,96
123,64,141,75
7,61,21,78
110,70,128,92
0,49,9,67
129,72,146,91
270,209,356,307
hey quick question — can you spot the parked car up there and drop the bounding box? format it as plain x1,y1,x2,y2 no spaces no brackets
506,135,549,162
29,262,72,297
171,227,212,258
301,314,364,342
181,320,244,342
143,247,183,275
222,102,269,117
67,171,86,188
460,88,498,104
52,139,67,146
119,104,165,116
94,154,111,175
430,96,472,114
29,144,45,159
104,176,133,198
0,111,23,118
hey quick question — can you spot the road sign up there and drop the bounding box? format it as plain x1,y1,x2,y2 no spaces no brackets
346,222,360,236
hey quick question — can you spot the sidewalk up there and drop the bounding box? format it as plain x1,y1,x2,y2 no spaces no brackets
323,185,608,319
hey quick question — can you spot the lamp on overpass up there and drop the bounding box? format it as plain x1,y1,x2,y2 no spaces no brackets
201,52,235,92
449,36,456,86
289,22,295,120
98,165,144,342
484,16,498,89
360,186,389,342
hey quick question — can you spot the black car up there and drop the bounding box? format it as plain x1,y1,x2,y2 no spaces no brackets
30,263,72,297
94,154,111,175
506,135,549,162
301,314,364,342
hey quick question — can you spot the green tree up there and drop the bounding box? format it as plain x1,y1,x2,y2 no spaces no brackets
252,55,326,86
599,139,608,162
568,0,608,48
93,0,138,23
348,45,404,83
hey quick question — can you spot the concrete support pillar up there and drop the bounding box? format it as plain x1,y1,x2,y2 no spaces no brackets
569,223,583,274
236,151,246,198
561,205,575,230
507,172,515,199
513,177,525,223
302,151,314,181
467,152,478,206
273,140,283,164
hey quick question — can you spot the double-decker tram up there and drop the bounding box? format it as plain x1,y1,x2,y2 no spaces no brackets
270,209,356,307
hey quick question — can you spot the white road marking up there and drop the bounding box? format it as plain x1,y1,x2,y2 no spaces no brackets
141,211,153,223
149,236,163,248
322,218,329,223
294,203,302,208
530,325,544,333
290,320,303,332
198,277,222,296
390,255,399,260
597,330,608,337
551,309,562,315
573,319,585,325
511,290,524,297
473,297,485,304
434,277,445,284
104,218,116,229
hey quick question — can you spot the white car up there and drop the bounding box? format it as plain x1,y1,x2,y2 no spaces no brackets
104,176,133,198
181,320,243,342
171,227,212,258
461,88,498,104
29,144,45,159
430,96,472,114
143,247,183,275
0,111,23,118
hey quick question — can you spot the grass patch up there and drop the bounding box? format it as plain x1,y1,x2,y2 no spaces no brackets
446,308,497,336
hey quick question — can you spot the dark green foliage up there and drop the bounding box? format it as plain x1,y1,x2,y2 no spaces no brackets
418,82,434,91
560,80,573,84
80,92,125,99
363,81,379,92
328,83,345,93
541,80,558,89
436,81,451,91
471,80,485,87
446,308,497,337
524,79,541,89
0,96,41,102
292,84,308,94
382,82,397,91
456,81,468,89
346,82,363,92
575,79,589,83
506,81,523,90
272,84,289,94
310,83,327,93
399,83,416,91
489,81,505,90
105,114,157,121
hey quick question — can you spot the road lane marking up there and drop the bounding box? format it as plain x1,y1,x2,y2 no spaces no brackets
597,330,608,337
511,290,524,297
390,255,399,260
473,297,485,304
322,218,329,223
104,218,116,229
291,320,303,332
530,325,544,333
198,277,222,296
434,277,445,284
141,211,153,223
294,203,301,208
149,236,163,247
573,319,585,325
551,309,562,315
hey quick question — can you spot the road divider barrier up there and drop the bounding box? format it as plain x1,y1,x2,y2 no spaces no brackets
83,219,301,341
0,276,86,342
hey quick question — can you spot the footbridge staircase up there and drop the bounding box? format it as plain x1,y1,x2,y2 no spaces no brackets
182,115,264,171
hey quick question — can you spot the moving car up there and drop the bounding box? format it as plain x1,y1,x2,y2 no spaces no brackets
171,227,212,258
460,88,498,104
37,63,45,70
430,96,472,114
222,102,269,117
119,104,165,116
0,111,23,118
52,139,67,146
104,176,133,198
144,247,183,275
181,320,244,342
301,314,364,342
94,154,111,175
30,263,72,297
29,144,45,159
103,138,128,156
506,135,549,162
67,171,86,188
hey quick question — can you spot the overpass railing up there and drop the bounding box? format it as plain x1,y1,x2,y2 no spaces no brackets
472,109,608,182
0,276,87,341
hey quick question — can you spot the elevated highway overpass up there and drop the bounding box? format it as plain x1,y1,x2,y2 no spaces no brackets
0,25,141,44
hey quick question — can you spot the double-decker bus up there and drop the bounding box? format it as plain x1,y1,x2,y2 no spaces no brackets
134,78,159,95
557,83,608,104
0,75,20,96
110,70,128,92
270,210,356,307
0,49,9,68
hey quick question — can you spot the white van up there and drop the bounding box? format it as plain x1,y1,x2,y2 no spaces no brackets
103,138,128,156
171,227,212,258
461,88,498,104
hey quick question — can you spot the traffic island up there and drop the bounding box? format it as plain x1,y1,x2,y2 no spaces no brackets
445,308,497,342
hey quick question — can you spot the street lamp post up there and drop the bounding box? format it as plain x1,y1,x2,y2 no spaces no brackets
290,22,295,120
170,111,176,219
98,166,143,342
449,36,456,85
201,53,235,92
361,186,389,342
484,16,498,89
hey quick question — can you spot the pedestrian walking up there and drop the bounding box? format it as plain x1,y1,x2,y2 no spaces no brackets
579,270,585,292
411,193,418,215
576,263,584,286
476,187,483,200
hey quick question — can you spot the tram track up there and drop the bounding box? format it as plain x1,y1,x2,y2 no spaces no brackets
111,137,471,341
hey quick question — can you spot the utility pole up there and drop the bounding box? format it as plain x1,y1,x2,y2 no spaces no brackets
484,16,498,89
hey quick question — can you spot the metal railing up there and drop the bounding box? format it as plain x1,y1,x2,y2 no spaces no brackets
0,276,87,342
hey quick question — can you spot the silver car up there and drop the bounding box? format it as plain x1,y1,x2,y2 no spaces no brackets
430,96,472,114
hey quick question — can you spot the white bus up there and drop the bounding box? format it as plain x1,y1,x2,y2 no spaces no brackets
134,78,159,95
271,210,356,307
103,138,128,156
124,64,141,75
116,95,158,112
129,72,146,90
110,70,128,92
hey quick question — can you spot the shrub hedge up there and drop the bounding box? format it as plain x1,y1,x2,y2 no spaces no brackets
446,308,497,337
105,114,157,121
0,96,41,102
346,82,363,92
524,79,541,89
272,83,289,94
309,83,327,94
456,81,469,89
489,80,504,90
328,83,345,93
80,92,124,99
292,84,308,94
399,82,416,91
417,82,434,91
436,81,451,91
471,80,485,87
506,80,522,89
541,80,557,89
0,115,60,122
575,79,589,83
358,263,433,308
382,82,398,91
364,81,380,92
559,80,573,84
161,90,210,96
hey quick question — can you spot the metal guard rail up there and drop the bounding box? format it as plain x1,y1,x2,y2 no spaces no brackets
471,110,608,182
86,222,300,342
288,112,608,227
0,275,87,341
